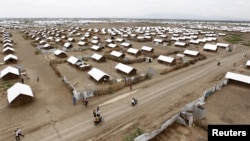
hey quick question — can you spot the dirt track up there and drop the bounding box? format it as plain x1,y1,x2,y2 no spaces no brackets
0,29,249,141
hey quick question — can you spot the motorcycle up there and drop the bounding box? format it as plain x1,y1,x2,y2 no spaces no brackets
94,116,104,125
131,98,138,106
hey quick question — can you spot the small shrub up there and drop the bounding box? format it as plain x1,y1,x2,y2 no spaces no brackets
124,125,144,141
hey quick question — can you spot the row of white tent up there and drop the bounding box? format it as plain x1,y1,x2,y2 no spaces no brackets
1,32,19,63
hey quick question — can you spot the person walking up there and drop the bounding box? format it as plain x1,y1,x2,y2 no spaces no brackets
14,129,20,141
96,106,100,117
72,95,77,105
93,109,96,117
217,61,220,66
37,76,39,82
84,97,88,107
17,128,24,138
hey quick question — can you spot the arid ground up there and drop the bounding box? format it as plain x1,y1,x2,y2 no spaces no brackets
0,22,249,141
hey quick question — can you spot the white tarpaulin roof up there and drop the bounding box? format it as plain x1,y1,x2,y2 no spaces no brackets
203,44,218,51
110,50,123,57
141,46,153,51
121,42,131,47
54,49,66,56
127,48,139,54
246,60,250,66
225,72,250,84
115,63,134,74
4,54,18,62
67,56,80,65
87,68,109,81
7,82,33,103
0,66,20,78
184,49,199,56
157,55,174,63
91,53,103,60
216,43,229,48
3,47,15,53
108,43,118,48
174,41,186,46
63,42,72,48
91,45,101,50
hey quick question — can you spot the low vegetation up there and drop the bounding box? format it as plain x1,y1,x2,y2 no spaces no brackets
224,34,243,44
124,124,144,141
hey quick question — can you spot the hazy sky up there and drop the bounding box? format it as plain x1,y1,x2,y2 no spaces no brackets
0,0,249,20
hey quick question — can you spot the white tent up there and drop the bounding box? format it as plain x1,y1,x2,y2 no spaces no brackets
67,56,80,65
7,82,33,104
87,68,109,82
246,60,250,67
203,44,218,51
184,49,199,56
157,55,175,64
225,72,250,84
115,63,136,75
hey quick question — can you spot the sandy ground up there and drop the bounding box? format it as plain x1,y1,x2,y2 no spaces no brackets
0,22,249,141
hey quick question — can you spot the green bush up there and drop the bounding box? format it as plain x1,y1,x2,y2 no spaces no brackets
124,125,144,141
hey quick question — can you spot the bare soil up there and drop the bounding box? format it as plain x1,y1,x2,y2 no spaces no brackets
0,22,249,141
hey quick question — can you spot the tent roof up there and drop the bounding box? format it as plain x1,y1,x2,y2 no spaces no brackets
4,54,18,62
110,50,123,57
157,55,175,63
121,42,131,47
108,43,118,48
127,48,139,54
7,82,33,103
67,56,80,65
246,60,250,66
203,44,218,51
115,63,134,74
174,41,186,46
3,47,15,52
0,66,20,78
216,43,229,48
91,53,103,60
225,72,250,84
141,46,153,51
87,68,109,81
54,49,66,56
63,42,72,48
91,45,101,50
184,49,199,56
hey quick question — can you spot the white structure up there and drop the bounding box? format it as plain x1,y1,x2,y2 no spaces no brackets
91,45,102,51
141,46,153,52
107,43,118,48
127,48,140,55
174,41,186,47
203,44,218,51
225,72,250,84
87,68,110,82
7,82,33,104
246,60,250,67
157,55,175,64
216,43,229,48
67,56,80,65
63,42,72,48
184,49,199,57
115,63,136,75
0,66,20,80
110,50,125,58
4,54,18,63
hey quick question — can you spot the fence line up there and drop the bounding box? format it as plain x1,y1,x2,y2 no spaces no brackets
135,78,228,141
